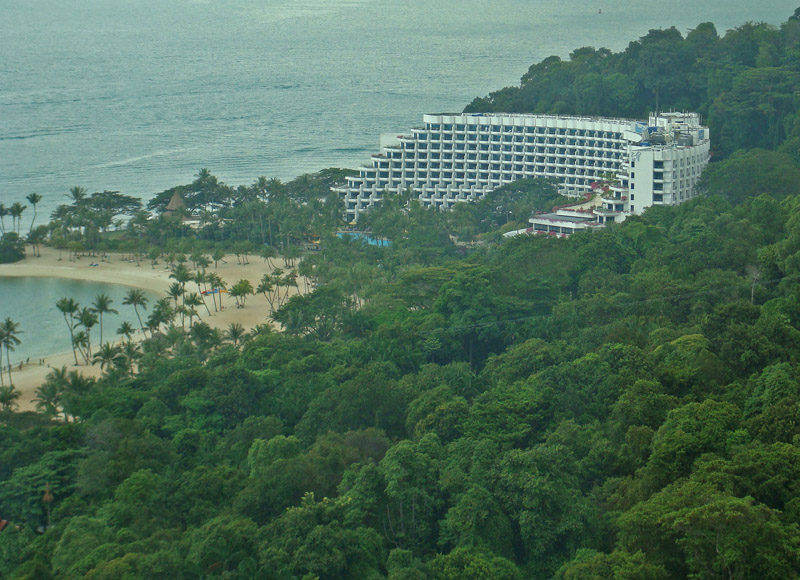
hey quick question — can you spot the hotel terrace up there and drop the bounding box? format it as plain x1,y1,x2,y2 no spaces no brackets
335,111,710,231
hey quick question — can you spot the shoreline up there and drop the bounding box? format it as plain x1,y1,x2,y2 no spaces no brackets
0,246,303,412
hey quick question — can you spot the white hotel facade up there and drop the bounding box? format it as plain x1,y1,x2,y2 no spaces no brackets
335,111,710,227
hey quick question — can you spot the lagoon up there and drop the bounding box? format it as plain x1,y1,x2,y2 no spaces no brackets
0,277,158,364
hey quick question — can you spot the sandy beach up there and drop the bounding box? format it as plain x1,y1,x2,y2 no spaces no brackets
0,247,304,412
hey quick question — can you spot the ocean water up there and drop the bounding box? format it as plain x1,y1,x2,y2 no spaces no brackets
0,0,796,358
1,0,796,222
0,277,158,363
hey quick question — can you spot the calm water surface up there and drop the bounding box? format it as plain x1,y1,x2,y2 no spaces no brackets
0,277,158,363
1,0,797,220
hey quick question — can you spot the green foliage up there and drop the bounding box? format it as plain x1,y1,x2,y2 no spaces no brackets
259,494,385,580
643,400,742,490
429,547,522,580
466,18,800,161
555,549,667,580
9,11,800,579
618,478,800,579
698,149,800,205
0,232,25,263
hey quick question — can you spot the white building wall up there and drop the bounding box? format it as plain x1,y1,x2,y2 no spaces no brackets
336,112,710,221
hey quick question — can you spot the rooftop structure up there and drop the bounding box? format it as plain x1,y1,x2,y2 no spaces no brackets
335,112,710,223
165,191,187,213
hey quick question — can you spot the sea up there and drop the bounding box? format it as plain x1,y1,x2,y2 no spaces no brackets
0,0,796,360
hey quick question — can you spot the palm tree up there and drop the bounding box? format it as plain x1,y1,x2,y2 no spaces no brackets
257,273,276,310
260,244,277,268
229,279,254,308
67,186,87,206
45,365,69,392
37,365,68,419
270,268,285,307
117,321,135,341
281,271,298,305
224,322,246,348
206,273,226,311
164,325,185,352
91,293,118,345
26,193,43,233
184,293,203,328
174,304,189,330
33,380,63,419
190,321,222,356
122,289,149,336
121,340,142,375
283,244,301,268
77,307,98,361
0,203,7,234
0,318,22,386
9,202,26,235
0,384,20,412
93,343,123,371
167,282,185,314
193,270,213,316
297,258,314,294
55,297,81,365
27,225,46,257
170,263,192,297
63,370,94,421
211,247,226,268
72,330,89,365
147,297,174,333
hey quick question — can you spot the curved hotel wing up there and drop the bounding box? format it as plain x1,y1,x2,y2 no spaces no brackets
335,112,710,226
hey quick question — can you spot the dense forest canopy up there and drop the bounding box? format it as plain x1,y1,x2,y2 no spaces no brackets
3,8,800,580
465,8,800,162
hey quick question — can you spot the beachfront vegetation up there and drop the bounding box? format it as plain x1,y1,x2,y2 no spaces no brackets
6,183,800,577
0,318,22,388
3,8,800,579
0,233,25,264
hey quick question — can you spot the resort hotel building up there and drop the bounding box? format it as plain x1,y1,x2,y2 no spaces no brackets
335,111,710,231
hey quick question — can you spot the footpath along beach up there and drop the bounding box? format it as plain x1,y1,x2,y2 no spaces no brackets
0,247,304,411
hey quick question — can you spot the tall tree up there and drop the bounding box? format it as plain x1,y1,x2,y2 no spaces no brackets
91,293,118,346
55,297,80,365
0,384,20,411
67,186,87,206
184,292,203,328
9,202,26,235
122,289,149,336
93,343,123,372
116,321,135,341
224,322,246,347
25,193,42,233
77,307,98,362
0,318,22,386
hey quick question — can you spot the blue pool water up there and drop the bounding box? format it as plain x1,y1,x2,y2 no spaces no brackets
337,232,391,247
